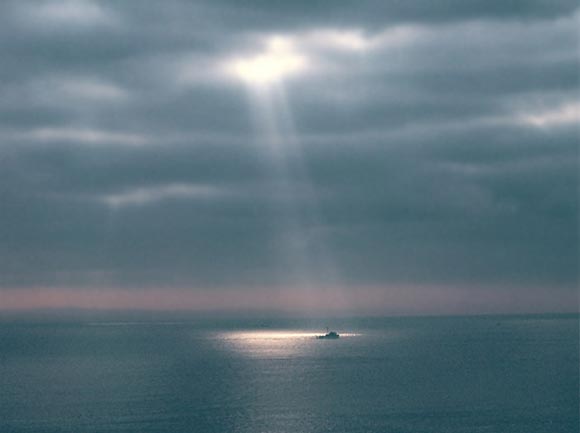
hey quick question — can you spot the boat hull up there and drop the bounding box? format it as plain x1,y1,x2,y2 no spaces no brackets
316,332,340,339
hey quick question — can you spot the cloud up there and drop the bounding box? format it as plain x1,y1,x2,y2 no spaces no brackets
101,183,222,208
15,0,117,29
6,127,147,146
304,29,371,51
0,0,577,314
517,102,580,127
55,77,128,102
17,76,130,110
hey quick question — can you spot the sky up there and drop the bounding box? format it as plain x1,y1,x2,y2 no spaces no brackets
0,0,578,315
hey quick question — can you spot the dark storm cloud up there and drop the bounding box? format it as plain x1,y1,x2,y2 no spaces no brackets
112,0,580,31
0,0,577,312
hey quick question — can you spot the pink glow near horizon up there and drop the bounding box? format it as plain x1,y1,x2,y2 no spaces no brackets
0,286,575,315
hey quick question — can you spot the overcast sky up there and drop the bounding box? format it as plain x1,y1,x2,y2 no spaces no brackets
0,0,578,315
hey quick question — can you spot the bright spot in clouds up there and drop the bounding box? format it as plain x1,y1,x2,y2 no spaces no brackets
226,37,308,85
518,103,580,128
221,27,419,86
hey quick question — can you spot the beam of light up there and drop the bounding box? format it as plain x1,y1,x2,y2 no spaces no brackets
242,84,342,295
227,37,345,312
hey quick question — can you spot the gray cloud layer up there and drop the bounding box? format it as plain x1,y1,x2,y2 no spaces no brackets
0,0,578,312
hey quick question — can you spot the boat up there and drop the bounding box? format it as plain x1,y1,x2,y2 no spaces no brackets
316,328,340,339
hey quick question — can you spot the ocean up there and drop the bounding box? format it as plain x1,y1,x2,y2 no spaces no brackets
1,314,578,433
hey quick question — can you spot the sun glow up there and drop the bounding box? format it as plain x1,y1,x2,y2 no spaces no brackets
227,37,307,85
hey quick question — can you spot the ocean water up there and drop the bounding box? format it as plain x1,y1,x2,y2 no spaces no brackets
0,315,578,433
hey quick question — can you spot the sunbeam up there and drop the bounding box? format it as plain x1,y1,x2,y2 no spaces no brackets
226,41,345,312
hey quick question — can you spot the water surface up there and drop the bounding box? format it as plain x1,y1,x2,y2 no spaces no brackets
1,315,578,432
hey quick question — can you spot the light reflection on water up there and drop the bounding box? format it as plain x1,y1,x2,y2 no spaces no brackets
216,330,360,357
